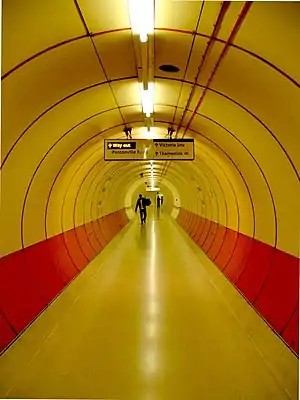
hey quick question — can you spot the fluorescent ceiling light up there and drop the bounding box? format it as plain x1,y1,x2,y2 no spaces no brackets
140,83,154,117
128,0,154,42
146,127,155,139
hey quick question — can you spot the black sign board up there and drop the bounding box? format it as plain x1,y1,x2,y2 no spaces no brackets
107,142,137,150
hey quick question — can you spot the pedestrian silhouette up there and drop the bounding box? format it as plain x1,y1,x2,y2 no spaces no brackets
124,127,132,139
156,193,161,209
135,194,150,224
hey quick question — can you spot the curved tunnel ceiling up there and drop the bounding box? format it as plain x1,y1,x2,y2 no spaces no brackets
1,0,300,354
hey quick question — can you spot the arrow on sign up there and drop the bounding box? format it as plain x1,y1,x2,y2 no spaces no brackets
155,143,158,147
108,143,112,148
155,151,159,156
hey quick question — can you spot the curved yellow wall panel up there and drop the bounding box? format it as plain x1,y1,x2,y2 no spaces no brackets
202,137,256,237
45,120,131,238
194,154,227,227
2,41,108,160
188,157,220,223
156,0,204,30
22,157,59,247
177,84,203,111
0,161,28,256
61,151,102,231
95,32,137,80
73,163,100,228
213,47,300,172
197,141,241,231
79,0,131,32
83,168,107,223
155,80,184,107
2,0,85,74
110,80,140,107
234,2,300,83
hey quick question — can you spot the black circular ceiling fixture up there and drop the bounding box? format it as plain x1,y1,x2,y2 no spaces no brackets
159,64,180,73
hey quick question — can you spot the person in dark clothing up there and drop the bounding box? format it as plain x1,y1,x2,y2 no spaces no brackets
135,194,147,224
156,193,161,209
123,126,132,139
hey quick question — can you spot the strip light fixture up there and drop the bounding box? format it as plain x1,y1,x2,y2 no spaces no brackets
150,160,155,187
128,0,154,43
145,126,155,139
128,0,155,130
140,82,154,117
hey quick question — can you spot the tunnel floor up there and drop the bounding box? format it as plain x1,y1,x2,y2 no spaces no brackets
0,212,296,399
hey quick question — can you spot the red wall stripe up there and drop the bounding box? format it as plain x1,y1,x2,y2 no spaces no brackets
198,218,211,247
24,241,66,304
236,240,274,303
0,209,129,353
207,224,227,260
223,233,254,283
0,249,46,334
176,208,299,355
92,220,107,248
85,221,102,253
254,249,299,333
75,225,97,261
282,309,299,354
214,229,238,270
63,229,89,271
202,221,218,253
194,216,206,243
0,311,16,352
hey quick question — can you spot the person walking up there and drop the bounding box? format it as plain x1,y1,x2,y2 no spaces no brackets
156,193,161,209
135,194,148,225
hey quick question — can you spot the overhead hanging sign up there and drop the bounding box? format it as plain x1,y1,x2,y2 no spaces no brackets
152,139,194,160
104,139,194,161
104,139,152,161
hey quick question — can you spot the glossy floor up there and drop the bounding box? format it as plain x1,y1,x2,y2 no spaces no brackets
0,212,298,399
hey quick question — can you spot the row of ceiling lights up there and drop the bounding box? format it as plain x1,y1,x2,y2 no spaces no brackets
128,0,156,186
128,0,155,119
150,160,154,186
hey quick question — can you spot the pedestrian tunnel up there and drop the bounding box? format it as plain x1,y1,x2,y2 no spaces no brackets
0,0,299,398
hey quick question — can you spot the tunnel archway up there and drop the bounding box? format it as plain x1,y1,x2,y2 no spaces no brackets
1,0,299,358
